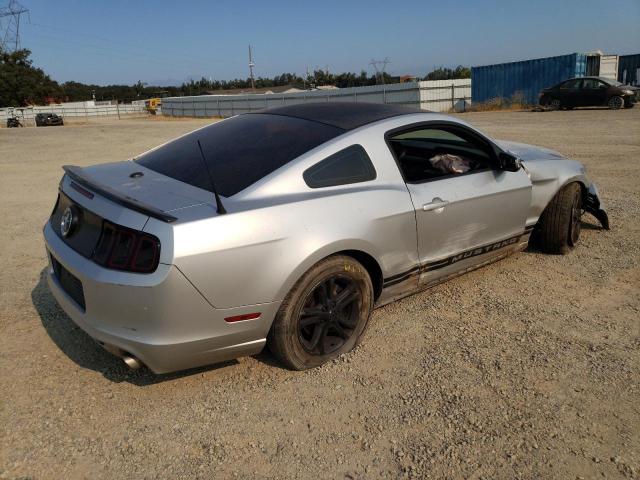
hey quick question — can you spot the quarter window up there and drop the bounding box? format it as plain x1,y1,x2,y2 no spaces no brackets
303,145,376,188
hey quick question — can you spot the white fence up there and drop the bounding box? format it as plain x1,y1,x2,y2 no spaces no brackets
1,103,148,126
161,79,472,118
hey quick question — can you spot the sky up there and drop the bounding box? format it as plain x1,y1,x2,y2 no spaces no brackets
11,0,640,86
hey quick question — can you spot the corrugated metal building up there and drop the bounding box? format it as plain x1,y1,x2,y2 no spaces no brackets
472,53,588,104
161,79,472,117
618,54,640,86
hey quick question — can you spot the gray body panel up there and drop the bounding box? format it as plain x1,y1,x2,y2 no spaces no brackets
496,139,591,226
407,168,531,286
43,112,604,373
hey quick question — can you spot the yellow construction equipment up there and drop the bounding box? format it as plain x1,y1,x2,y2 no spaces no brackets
145,98,162,115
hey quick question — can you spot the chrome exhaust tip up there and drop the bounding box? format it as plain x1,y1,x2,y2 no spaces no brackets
122,355,142,370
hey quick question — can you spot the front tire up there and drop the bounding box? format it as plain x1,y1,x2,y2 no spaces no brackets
538,183,583,254
267,255,374,370
608,96,624,109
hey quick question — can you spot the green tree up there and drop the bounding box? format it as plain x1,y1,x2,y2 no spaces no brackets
0,47,62,106
2,47,473,107
424,65,471,81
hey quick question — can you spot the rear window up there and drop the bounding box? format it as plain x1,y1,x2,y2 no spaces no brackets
559,79,581,90
135,114,344,197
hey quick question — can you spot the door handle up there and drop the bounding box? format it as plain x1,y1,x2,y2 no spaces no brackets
422,198,449,212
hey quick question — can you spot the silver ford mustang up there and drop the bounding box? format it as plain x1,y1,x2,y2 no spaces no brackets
43,103,609,373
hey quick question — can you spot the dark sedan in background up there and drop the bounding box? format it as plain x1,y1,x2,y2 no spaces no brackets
539,77,638,110
35,113,64,127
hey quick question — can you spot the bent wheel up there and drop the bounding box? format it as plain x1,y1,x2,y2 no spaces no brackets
568,188,582,247
538,183,583,254
268,255,374,370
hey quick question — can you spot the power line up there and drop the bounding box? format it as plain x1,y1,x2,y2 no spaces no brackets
25,31,181,68
0,0,29,52
27,21,237,67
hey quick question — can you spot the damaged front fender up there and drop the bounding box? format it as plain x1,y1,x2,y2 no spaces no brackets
585,183,610,230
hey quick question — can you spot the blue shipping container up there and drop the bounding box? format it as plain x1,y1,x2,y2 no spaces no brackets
472,53,587,105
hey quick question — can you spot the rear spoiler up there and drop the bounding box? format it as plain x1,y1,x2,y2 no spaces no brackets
62,165,178,223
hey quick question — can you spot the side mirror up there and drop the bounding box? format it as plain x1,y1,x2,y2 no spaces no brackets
498,152,522,172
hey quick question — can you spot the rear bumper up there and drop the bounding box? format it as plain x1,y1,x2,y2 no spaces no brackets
43,222,280,373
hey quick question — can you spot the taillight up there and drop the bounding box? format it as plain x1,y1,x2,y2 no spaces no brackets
92,220,160,273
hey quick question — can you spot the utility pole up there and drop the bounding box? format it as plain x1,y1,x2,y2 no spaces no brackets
0,0,29,52
248,45,256,92
305,66,313,90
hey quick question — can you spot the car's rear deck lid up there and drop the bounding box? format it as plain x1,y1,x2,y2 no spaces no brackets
64,165,178,222
63,162,215,223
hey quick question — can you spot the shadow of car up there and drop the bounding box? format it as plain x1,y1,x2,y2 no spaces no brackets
31,268,241,385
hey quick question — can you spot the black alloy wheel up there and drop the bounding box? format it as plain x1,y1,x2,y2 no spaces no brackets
298,275,360,355
608,96,624,109
569,187,582,247
549,98,562,110
267,255,374,370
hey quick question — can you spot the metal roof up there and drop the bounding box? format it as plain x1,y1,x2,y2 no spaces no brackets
250,102,423,130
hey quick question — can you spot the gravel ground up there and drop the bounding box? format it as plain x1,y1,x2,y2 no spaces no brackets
1,109,639,480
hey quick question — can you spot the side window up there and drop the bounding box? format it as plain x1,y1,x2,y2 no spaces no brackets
387,126,493,183
560,79,581,90
581,79,592,89
303,145,376,189
582,78,606,89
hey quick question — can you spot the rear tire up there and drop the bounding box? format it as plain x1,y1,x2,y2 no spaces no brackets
608,96,624,109
538,183,583,255
267,255,374,370
548,98,562,111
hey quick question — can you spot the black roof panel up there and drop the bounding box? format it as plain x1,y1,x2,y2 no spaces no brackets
250,102,423,130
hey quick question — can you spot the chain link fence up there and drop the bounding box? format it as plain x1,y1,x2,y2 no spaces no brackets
1,103,148,127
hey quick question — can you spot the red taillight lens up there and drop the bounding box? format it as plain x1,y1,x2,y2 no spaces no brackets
92,221,160,273
108,229,136,268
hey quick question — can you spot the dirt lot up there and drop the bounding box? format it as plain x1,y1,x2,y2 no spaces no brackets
1,109,639,480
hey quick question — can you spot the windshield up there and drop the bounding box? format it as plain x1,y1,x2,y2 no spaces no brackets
135,113,344,197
